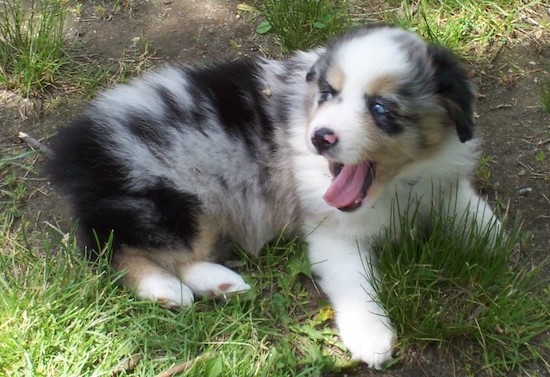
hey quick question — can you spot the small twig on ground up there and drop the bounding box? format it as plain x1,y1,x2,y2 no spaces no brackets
18,131,53,157
111,354,143,375
489,103,513,110
155,351,213,377
516,159,535,172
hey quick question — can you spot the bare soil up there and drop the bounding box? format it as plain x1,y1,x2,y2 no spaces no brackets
1,1,548,376
478,41,550,260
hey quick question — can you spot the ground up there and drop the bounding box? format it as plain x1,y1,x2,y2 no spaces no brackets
478,40,550,259
0,1,548,376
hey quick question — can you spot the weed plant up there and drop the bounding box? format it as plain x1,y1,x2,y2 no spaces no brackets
258,0,349,51
0,0,68,96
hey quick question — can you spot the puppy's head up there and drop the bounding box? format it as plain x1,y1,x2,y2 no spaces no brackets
305,25,476,211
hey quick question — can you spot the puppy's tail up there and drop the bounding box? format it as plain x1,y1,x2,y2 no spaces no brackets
18,131,53,158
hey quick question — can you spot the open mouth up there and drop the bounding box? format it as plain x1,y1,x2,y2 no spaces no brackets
323,161,376,212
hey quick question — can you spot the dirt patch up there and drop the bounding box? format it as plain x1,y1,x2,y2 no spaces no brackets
65,0,278,63
1,1,548,376
476,40,550,260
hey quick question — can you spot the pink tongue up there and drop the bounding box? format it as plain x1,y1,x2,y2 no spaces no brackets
323,162,370,208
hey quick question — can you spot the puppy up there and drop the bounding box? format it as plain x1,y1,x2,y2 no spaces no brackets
46,25,498,369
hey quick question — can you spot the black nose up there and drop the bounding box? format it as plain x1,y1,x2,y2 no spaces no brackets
311,128,338,153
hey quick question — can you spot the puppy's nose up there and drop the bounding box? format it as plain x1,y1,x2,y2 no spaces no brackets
311,127,338,153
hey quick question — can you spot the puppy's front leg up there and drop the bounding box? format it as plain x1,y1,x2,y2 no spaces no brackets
307,232,396,369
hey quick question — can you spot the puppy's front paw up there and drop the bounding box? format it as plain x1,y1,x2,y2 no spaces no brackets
337,310,396,370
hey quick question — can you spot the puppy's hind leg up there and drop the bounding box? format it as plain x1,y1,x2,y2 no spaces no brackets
180,262,250,298
113,246,194,309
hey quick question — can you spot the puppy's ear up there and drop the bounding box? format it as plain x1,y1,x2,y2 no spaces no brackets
428,45,476,143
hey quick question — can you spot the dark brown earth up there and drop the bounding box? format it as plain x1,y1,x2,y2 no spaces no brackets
478,41,550,261
1,1,548,376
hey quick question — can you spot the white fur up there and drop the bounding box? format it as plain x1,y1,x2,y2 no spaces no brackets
306,232,396,369
180,262,251,297
136,273,194,308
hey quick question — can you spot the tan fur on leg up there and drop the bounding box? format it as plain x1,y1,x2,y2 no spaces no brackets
113,246,194,308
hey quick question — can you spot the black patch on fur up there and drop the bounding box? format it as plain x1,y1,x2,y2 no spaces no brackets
78,185,201,256
308,53,330,87
216,175,229,191
186,59,277,157
128,113,172,149
189,108,209,129
46,116,127,201
427,44,475,142
45,116,202,260
306,68,317,83
155,85,187,121
155,78,212,137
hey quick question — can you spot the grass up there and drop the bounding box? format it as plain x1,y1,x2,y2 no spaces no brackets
259,0,549,62
1,0,550,375
384,0,524,59
0,146,39,219
0,0,156,98
374,199,550,375
3,0,544,94
2,146,549,376
0,205,348,375
0,0,68,96
70,36,159,99
476,155,495,193
257,0,350,51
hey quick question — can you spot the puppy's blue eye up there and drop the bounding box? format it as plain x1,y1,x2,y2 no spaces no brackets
319,91,332,103
371,102,388,115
